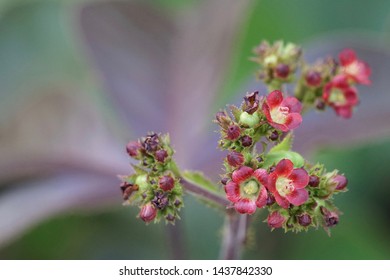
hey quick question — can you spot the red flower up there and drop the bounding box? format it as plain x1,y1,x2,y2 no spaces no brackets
224,166,269,214
262,90,302,132
323,75,359,118
339,49,371,85
268,159,309,208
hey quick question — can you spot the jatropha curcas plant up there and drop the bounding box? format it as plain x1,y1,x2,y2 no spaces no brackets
119,40,371,254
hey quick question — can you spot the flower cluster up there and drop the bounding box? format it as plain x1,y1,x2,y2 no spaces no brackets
217,90,349,233
294,48,371,118
252,41,302,89
120,133,183,224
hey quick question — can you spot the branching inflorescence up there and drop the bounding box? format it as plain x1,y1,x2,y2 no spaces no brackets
119,41,371,237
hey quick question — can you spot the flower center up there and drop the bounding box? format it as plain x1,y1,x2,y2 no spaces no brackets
276,177,294,197
242,180,259,196
328,88,346,106
270,106,289,123
344,62,360,76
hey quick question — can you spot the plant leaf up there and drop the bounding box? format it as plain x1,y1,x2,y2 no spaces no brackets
181,170,220,194
269,133,294,153
263,151,305,168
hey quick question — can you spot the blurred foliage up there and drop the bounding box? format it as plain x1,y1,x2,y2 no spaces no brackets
0,0,389,259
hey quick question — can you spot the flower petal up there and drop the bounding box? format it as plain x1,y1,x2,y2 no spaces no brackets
234,198,256,214
253,168,268,186
344,87,359,105
267,211,285,228
266,90,283,108
268,121,289,132
339,48,356,66
255,186,268,208
224,182,240,202
335,106,353,119
288,168,309,189
267,173,277,192
275,159,294,177
273,191,290,209
282,96,302,113
284,112,302,130
232,166,253,184
286,188,308,206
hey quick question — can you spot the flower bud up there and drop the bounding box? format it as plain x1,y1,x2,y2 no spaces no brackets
174,199,182,207
226,125,240,140
140,204,157,223
221,177,229,185
267,211,286,228
135,174,149,191
315,99,326,110
305,70,322,87
227,151,244,167
308,175,320,187
298,213,312,227
158,175,175,192
239,112,260,128
166,214,175,222
275,63,290,79
151,192,169,210
240,135,253,147
333,175,348,191
266,193,275,206
155,149,168,163
269,130,279,141
126,141,142,158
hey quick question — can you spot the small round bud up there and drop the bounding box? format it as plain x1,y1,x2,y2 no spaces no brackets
166,214,175,222
159,175,175,192
241,135,253,147
269,130,279,141
135,174,149,191
266,193,275,206
227,151,244,167
239,112,260,128
308,175,320,187
275,63,290,79
140,204,157,223
155,149,168,163
305,70,322,87
226,125,240,141
269,166,276,173
333,175,348,191
126,141,142,158
315,99,326,110
174,199,182,207
256,156,263,163
152,192,169,210
267,211,286,228
243,91,260,114
120,182,139,200
221,178,229,185
298,213,312,227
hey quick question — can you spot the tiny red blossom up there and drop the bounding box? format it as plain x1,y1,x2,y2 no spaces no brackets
224,166,268,214
262,90,302,132
339,49,371,85
323,75,359,118
268,159,309,208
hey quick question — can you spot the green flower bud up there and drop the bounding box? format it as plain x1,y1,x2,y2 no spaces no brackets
239,112,260,127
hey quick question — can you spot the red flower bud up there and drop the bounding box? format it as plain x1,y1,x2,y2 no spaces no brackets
324,211,339,227
140,204,157,223
151,192,169,210
243,91,260,114
216,111,230,129
227,151,244,167
240,135,253,147
267,211,286,228
155,149,168,163
266,193,275,206
166,214,175,222
226,125,241,140
126,141,142,158
305,70,322,87
275,63,290,79
221,178,229,185
269,130,279,141
308,175,320,187
315,99,326,110
333,175,348,191
158,175,175,192
298,213,312,226
120,182,139,200
143,133,160,152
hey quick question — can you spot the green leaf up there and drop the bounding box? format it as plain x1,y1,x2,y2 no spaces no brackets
263,150,305,168
181,171,220,193
269,133,293,153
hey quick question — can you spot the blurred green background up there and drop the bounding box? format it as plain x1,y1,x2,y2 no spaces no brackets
0,0,389,259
